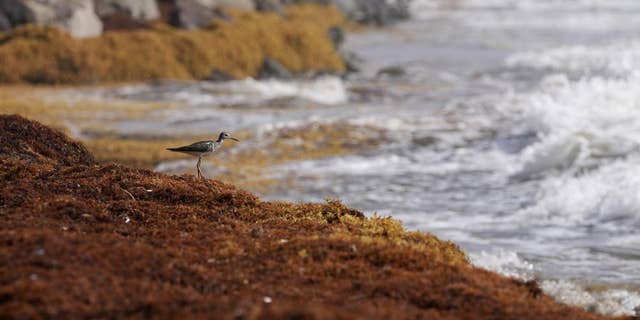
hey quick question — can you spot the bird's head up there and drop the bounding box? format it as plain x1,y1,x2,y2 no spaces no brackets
218,132,239,142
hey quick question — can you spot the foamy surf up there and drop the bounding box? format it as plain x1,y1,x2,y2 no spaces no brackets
507,40,640,76
64,76,348,107
517,160,640,229
496,74,640,179
409,0,640,32
471,250,640,316
175,76,348,106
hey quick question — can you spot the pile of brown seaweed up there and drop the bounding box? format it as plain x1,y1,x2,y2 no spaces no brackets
0,115,631,319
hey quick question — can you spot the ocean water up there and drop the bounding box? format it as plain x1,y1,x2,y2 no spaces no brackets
270,0,640,315
63,0,640,315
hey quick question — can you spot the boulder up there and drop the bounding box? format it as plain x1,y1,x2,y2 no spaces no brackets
205,68,235,81
0,0,31,26
340,49,363,73
327,25,344,48
0,0,102,38
172,0,243,29
57,0,104,38
376,65,407,79
174,0,215,29
254,0,285,12
0,11,10,31
258,58,293,79
94,0,161,20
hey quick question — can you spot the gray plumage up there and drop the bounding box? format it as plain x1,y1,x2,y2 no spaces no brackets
166,132,239,179
167,140,221,156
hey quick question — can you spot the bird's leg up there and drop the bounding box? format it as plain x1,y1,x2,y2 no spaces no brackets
196,156,202,179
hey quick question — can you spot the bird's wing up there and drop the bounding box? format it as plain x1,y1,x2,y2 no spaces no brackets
167,141,212,153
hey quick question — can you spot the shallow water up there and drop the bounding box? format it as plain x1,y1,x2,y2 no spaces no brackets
62,0,640,315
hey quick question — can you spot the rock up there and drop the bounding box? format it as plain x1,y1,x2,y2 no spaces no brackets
205,69,235,82
25,2,56,25
339,49,364,73
0,0,102,38
327,25,344,48
258,58,293,79
172,0,232,29
58,1,104,38
376,65,407,78
0,0,29,30
0,0,30,26
0,11,10,31
254,0,283,12
94,0,161,20
174,0,216,29
101,13,152,31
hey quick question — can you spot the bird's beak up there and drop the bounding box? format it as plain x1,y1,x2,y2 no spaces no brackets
229,137,239,142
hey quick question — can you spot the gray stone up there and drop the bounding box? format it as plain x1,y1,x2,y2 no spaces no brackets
175,0,214,29
95,0,160,20
258,58,292,79
0,0,102,38
376,65,407,79
57,0,103,38
206,69,235,81
0,11,11,31
25,1,56,25
0,0,30,26
254,0,283,12
174,0,242,29
327,26,344,48
339,49,363,73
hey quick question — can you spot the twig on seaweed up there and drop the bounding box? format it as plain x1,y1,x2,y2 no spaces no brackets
120,187,136,201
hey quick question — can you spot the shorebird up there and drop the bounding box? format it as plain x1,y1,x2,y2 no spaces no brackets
167,132,239,179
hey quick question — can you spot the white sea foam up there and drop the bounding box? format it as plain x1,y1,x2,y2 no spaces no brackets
519,160,640,228
411,0,640,11
409,0,640,31
497,74,640,178
215,76,348,106
74,76,348,107
507,41,640,76
541,280,640,316
492,72,640,228
471,250,640,316
470,250,536,280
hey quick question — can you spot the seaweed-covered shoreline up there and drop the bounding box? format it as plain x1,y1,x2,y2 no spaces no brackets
0,115,631,319
0,4,348,84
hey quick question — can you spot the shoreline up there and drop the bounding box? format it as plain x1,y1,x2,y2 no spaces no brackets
2,2,640,317
0,4,350,85
0,114,630,319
